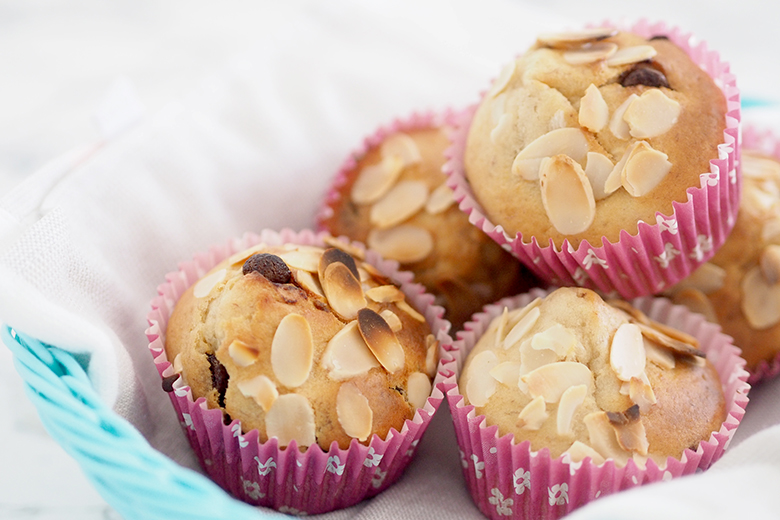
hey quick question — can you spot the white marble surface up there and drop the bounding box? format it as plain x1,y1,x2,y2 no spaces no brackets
2,1,780,519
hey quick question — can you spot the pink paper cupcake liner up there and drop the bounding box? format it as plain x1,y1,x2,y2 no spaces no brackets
437,288,750,520
146,228,453,515
444,20,741,299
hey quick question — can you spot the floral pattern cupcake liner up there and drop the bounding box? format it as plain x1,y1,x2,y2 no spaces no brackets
146,228,452,514
438,288,749,520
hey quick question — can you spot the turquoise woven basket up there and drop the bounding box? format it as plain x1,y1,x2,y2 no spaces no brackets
2,327,286,520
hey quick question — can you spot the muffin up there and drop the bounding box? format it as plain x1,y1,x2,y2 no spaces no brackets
319,110,538,329
440,287,748,519
667,147,780,380
445,22,740,298
148,229,451,514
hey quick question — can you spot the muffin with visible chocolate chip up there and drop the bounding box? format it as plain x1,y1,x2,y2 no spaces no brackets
319,110,538,329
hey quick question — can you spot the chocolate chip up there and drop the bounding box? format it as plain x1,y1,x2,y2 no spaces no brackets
619,65,670,89
649,35,669,41
161,373,180,392
242,253,292,283
207,353,230,407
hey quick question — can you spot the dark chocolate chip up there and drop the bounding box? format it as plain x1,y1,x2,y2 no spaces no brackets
649,35,669,41
207,353,230,407
242,253,292,283
619,66,670,89
161,373,180,392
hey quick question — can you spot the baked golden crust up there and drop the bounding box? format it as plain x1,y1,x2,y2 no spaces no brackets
166,243,437,450
464,31,727,248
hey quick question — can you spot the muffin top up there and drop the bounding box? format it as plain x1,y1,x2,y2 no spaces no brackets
667,150,780,370
459,287,725,467
320,123,536,329
464,28,727,248
165,241,439,450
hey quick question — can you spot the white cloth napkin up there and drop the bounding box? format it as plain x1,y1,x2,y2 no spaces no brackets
2,0,780,518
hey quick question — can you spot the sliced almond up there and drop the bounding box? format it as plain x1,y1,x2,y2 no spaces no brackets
357,308,405,373
425,334,438,377
278,249,323,273
520,343,561,373
609,94,638,140
228,339,261,367
622,142,672,197
336,383,373,442
319,247,360,280
493,306,510,349
585,152,615,200
517,395,549,430
351,154,405,205
321,262,366,320
172,353,183,374
522,361,593,403
370,180,429,229
396,298,426,322
743,185,779,218
380,132,422,167
488,60,516,97
321,321,380,380
407,372,432,410
265,393,316,447
761,245,780,285
227,244,267,266
512,128,589,181
365,285,405,303
322,236,366,261
624,89,681,139
584,411,630,466
578,84,609,132
491,92,506,126
426,182,455,215
237,375,278,412
564,441,605,464
742,152,780,180
550,109,567,131
464,350,499,406
629,374,657,412
491,113,512,144
380,309,403,332
531,324,580,357
359,261,390,283
193,268,227,298
557,384,587,437
563,41,618,65
503,307,541,349
540,154,596,235
636,322,704,359
741,265,780,329
605,45,657,67
271,314,313,388
643,337,675,370
367,225,434,264
670,288,717,323
489,361,521,387
537,27,618,48
606,405,649,455
671,262,726,294
610,323,646,381
603,141,639,194
293,269,325,297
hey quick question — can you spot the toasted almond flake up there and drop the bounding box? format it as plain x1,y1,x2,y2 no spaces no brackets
493,306,510,349
227,244,267,266
585,152,615,200
335,383,373,441
319,247,360,280
322,236,365,260
407,372,432,410
426,182,455,214
228,339,260,367
564,441,605,464
563,41,618,65
522,361,593,403
670,288,717,323
540,154,596,235
531,323,579,357
517,395,549,430
557,384,587,436
743,152,780,180
237,375,278,412
465,350,499,406
380,309,403,332
265,393,316,447
519,342,561,374
360,261,390,283
271,314,313,388
579,84,609,132
512,128,589,181
278,249,322,273
624,89,681,139
489,60,517,97
743,186,778,218
537,27,618,48
643,337,675,369
636,322,704,359
609,94,638,140
396,298,426,322
741,266,780,329
503,307,541,349
425,334,438,377
172,353,183,374
605,45,657,67
351,155,405,205
584,411,630,466
550,109,567,131
622,142,672,197
489,361,522,387
370,180,429,229
320,262,366,320
367,225,433,264
607,405,649,455
761,245,780,285
366,285,405,303
610,323,646,381
381,132,422,167
603,141,639,195
357,308,405,373
629,374,657,412
322,321,380,380
293,269,325,297
193,268,227,298
671,262,726,294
